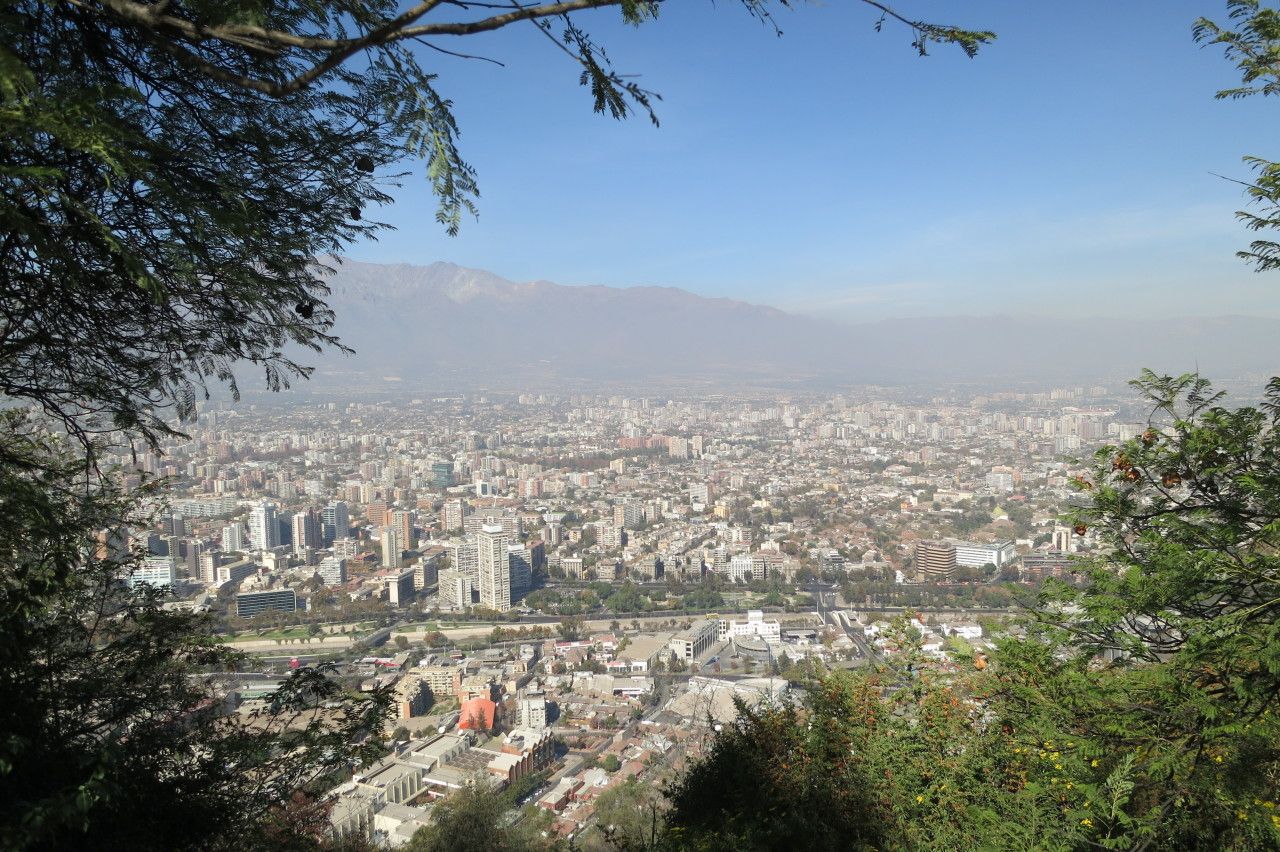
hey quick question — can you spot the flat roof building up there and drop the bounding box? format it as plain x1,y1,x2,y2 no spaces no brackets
236,588,297,618
915,541,956,581
670,620,718,662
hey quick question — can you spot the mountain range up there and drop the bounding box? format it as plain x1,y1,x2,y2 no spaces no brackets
306,258,1280,391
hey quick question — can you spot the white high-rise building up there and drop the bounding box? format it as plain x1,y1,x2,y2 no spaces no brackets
381,525,404,568
477,524,510,612
613,501,642,529
450,538,479,585
442,498,467,532
438,568,473,610
221,523,247,553
247,501,278,552
316,556,347,585
129,555,177,590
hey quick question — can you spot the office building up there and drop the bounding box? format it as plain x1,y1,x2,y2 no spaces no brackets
915,541,957,580
322,501,350,545
129,555,177,590
236,588,298,618
670,620,718,662
954,539,1017,568
431,461,453,490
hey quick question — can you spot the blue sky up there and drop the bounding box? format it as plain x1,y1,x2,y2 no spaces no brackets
349,1,1280,321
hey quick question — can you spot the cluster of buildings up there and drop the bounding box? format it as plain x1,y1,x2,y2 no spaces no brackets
99,384,1145,622
70,370,1197,849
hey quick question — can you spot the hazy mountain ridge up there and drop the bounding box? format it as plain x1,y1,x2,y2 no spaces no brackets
310,259,1280,389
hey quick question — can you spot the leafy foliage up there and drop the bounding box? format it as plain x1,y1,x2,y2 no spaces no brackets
404,781,555,852
1195,1,1280,273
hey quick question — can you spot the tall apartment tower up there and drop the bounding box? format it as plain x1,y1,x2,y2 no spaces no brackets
380,525,404,568
322,501,349,545
450,538,479,585
391,509,414,550
365,499,391,528
613,501,642,529
442,498,467,533
221,523,247,553
292,507,322,555
438,569,473,610
915,541,957,581
477,524,511,612
247,501,278,552
508,544,532,599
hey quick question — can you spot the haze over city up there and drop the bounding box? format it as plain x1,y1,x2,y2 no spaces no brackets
6,2,1280,851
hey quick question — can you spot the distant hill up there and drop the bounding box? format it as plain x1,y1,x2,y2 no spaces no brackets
309,258,1280,390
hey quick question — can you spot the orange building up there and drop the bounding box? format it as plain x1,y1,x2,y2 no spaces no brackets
458,697,497,731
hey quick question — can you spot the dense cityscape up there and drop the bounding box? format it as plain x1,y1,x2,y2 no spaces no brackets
94,383,1170,847
6,1,1280,849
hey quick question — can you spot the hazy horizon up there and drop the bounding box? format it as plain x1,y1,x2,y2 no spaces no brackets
344,1,1280,323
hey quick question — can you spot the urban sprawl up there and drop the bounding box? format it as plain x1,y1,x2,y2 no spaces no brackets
105,385,1155,847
